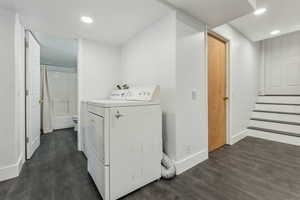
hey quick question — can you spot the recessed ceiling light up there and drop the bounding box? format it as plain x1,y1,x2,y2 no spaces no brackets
254,8,267,16
270,30,280,35
81,16,93,24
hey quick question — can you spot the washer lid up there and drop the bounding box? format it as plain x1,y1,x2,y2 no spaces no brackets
86,99,160,108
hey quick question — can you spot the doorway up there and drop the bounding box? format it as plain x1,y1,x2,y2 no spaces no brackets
25,31,78,159
208,33,227,152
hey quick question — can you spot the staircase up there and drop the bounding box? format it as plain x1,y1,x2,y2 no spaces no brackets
247,96,300,146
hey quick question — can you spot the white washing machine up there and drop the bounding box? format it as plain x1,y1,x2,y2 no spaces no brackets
84,86,162,200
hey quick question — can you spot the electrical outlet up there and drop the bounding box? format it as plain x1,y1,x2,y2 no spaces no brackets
192,90,197,100
185,145,192,155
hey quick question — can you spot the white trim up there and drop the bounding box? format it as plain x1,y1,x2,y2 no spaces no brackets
175,150,208,175
226,40,231,145
247,129,300,146
45,65,77,73
0,163,18,182
27,136,40,159
231,129,248,145
18,154,25,174
204,28,209,150
77,40,82,152
259,41,265,95
0,154,24,182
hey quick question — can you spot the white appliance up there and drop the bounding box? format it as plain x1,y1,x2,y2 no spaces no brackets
84,86,162,200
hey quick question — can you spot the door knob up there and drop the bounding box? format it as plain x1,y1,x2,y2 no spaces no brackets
223,97,229,101
115,111,124,119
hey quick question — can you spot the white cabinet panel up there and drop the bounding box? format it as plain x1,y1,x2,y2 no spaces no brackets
109,107,143,200
87,143,109,200
140,106,162,184
109,105,162,200
87,112,105,163
264,31,300,94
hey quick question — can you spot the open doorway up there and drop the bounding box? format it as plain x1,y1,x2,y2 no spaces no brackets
208,33,228,152
25,31,78,159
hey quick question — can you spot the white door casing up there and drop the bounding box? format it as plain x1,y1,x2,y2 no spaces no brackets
26,31,41,159
264,32,300,95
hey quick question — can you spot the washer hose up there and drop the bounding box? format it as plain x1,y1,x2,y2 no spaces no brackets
161,153,176,179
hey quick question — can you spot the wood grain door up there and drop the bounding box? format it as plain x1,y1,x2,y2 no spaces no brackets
208,34,226,152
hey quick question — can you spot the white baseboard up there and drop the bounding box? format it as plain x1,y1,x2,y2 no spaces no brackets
0,154,24,182
18,154,25,175
231,130,248,145
175,150,208,175
247,129,300,146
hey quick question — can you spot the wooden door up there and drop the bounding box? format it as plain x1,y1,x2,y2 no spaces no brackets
208,34,226,152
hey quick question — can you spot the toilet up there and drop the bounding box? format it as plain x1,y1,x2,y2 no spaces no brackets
72,116,78,131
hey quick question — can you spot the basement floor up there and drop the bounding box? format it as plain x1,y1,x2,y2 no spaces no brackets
1,129,300,200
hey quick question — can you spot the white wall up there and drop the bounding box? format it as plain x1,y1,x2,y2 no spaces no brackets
76,12,259,175
14,14,26,174
0,9,16,181
77,39,121,150
121,13,177,159
78,39,121,102
35,32,78,68
0,10,25,181
121,12,208,174
213,24,260,144
175,13,208,172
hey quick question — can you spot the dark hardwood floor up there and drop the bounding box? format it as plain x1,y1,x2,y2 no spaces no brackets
1,129,300,200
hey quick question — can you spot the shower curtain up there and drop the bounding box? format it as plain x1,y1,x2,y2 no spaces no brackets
41,65,54,134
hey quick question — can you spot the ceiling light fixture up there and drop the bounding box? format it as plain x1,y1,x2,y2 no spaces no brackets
81,16,93,24
254,8,267,16
270,30,280,35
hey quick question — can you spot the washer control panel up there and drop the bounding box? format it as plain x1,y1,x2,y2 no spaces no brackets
126,86,156,101
110,86,159,101
110,90,129,100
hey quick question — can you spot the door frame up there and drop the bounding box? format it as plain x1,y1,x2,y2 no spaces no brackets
207,31,231,147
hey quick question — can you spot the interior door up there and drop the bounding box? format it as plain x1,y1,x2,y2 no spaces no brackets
208,34,227,152
26,31,41,159
264,32,300,94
